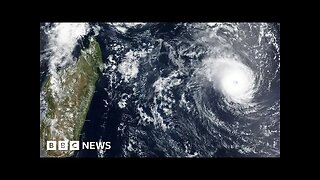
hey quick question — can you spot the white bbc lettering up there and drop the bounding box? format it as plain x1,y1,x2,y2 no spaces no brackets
96,141,105,149
105,142,111,149
82,142,89,149
58,141,69,150
96,142,112,150
47,141,56,150
70,141,80,150
46,141,112,150
89,142,95,149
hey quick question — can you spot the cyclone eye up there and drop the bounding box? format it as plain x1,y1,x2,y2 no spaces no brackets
204,57,256,104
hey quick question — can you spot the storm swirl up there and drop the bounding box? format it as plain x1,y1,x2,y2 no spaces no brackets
40,22,280,157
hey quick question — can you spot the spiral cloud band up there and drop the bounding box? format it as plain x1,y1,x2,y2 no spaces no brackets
40,23,280,157
204,57,256,104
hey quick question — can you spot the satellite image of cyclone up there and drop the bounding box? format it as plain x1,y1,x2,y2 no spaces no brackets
40,22,280,157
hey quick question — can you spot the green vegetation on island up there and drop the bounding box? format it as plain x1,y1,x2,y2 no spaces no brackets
40,37,103,157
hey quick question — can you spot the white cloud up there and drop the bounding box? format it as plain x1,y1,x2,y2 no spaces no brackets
45,23,90,98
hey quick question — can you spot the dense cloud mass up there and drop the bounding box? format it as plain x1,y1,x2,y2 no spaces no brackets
40,23,280,157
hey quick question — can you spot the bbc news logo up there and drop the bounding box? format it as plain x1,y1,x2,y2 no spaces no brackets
47,141,111,150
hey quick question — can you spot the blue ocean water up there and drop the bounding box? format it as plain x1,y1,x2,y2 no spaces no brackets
41,23,280,157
